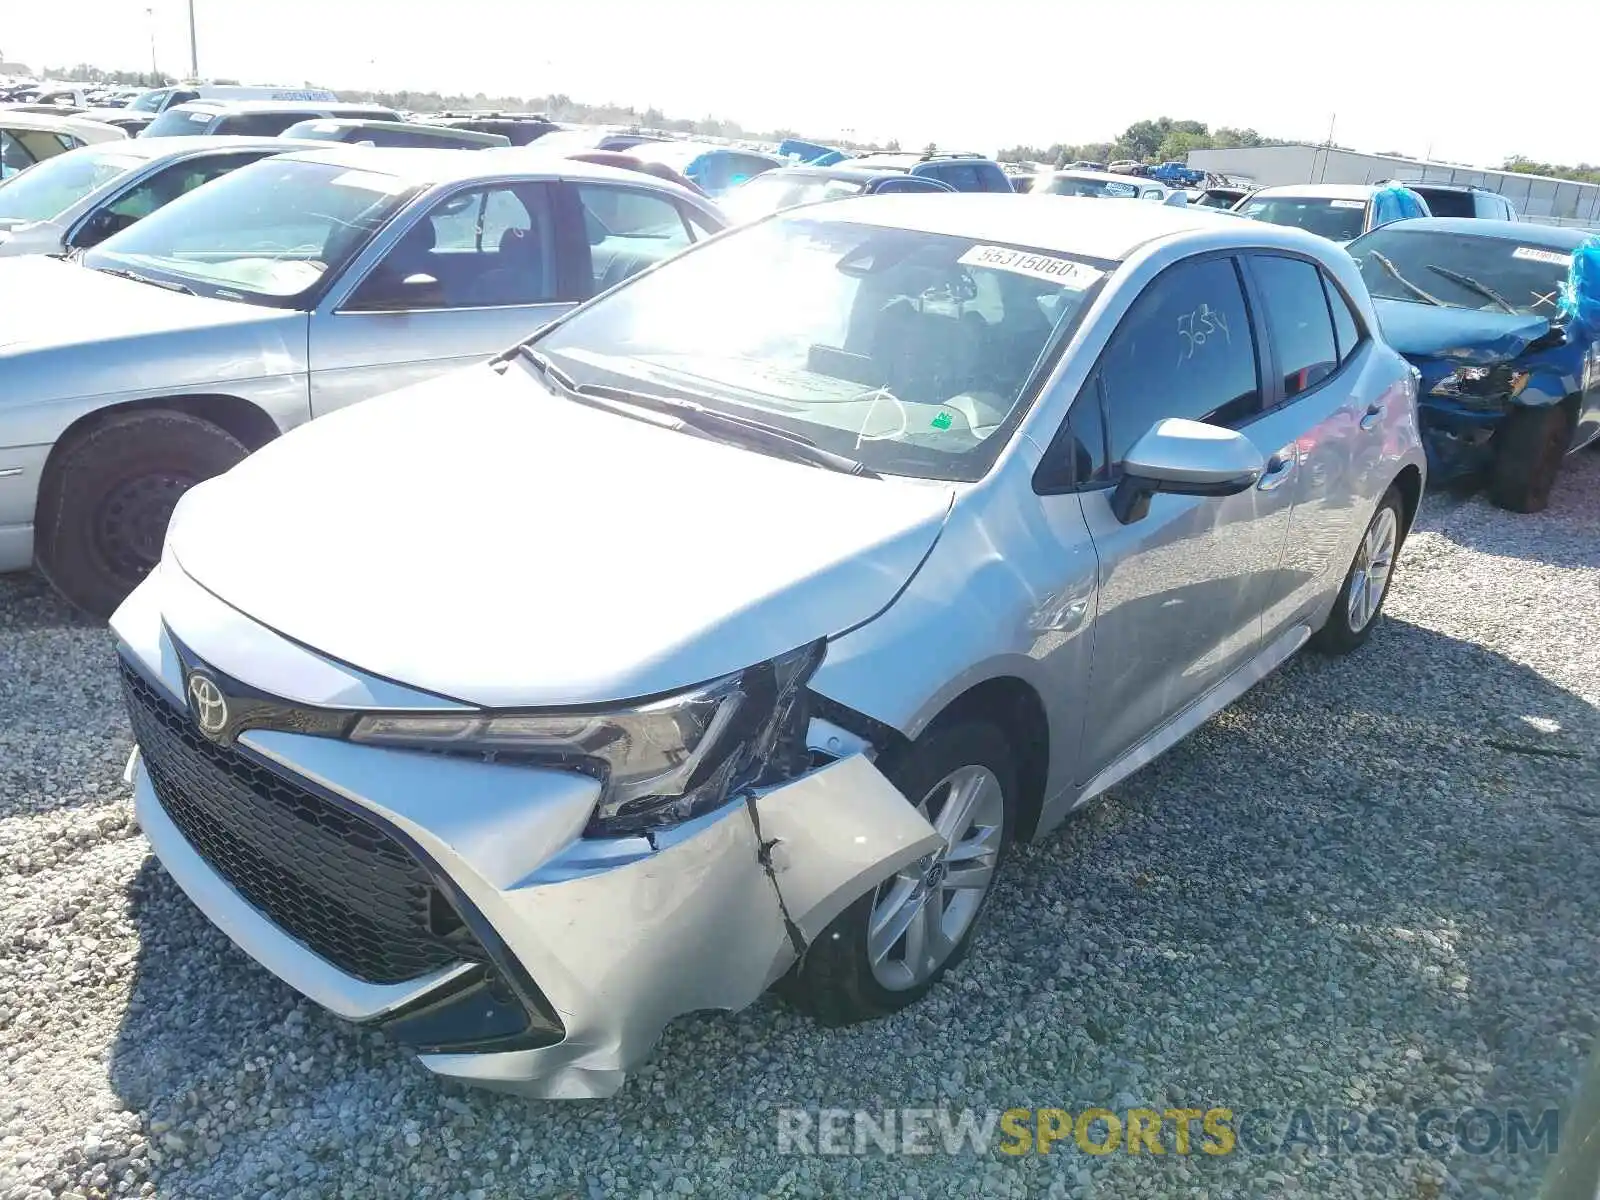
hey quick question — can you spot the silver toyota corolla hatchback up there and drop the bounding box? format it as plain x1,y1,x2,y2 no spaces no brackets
113,194,1426,1098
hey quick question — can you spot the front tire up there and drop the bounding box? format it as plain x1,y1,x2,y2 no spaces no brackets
35,409,248,620
783,721,1016,1026
1489,404,1568,514
1311,486,1404,656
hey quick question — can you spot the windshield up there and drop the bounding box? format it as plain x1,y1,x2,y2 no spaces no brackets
534,216,1109,481
81,157,419,307
127,88,171,113
1238,195,1367,241
1348,227,1574,316
0,145,143,222
720,175,865,224
1039,175,1141,199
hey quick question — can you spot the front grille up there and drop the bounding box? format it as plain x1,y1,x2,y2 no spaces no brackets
120,659,486,985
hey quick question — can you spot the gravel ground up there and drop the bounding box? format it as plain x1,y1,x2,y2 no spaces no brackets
3,454,1598,1200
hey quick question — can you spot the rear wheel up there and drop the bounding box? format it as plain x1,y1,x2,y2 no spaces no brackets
35,409,248,620
1489,404,1569,514
1311,486,1404,656
782,721,1015,1026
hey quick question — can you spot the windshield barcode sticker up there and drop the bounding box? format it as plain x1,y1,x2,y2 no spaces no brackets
328,169,410,193
1329,200,1366,209
958,245,1104,287
1512,246,1572,267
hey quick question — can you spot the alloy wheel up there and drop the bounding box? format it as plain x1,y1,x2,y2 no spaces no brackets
867,764,1005,991
1346,505,1398,633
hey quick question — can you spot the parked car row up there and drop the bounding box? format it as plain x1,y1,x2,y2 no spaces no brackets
0,87,1595,1103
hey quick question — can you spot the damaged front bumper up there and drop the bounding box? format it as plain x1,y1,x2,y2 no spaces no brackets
113,566,941,1099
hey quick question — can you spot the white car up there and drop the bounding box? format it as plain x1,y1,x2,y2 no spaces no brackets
1235,183,1431,243
114,194,1426,1098
1033,169,1170,202
0,110,126,180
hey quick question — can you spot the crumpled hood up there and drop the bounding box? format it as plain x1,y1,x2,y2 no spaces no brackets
1373,297,1552,366
167,363,955,708
0,255,279,353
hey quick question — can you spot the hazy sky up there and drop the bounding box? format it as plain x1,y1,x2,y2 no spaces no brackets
4,0,1590,168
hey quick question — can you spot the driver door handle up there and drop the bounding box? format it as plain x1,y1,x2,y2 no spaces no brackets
1257,445,1297,491
1360,403,1385,431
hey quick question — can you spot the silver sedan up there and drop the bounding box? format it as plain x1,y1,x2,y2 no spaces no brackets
0,146,726,616
114,194,1426,1098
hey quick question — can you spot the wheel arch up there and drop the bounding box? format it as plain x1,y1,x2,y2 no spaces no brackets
1391,462,1423,539
43,394,282,479
827,674,1051,845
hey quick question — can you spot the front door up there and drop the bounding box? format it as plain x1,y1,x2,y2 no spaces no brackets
1070,253,1300,780
308,180,574,415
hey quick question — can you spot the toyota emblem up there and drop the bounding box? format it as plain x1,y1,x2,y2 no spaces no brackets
186,672,229,739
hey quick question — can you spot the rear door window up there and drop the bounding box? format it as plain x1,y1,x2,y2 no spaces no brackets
1322,273,1363,363
1249,255,1340,399
577,184,694,294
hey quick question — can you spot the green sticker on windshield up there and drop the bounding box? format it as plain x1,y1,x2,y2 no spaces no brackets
931,411,953,430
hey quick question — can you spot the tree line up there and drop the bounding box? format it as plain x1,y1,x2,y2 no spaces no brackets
997,117,1295,167
40,65,1600,184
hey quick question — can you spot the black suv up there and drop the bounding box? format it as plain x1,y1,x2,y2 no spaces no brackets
844,150,1014,193
1382,181,1518,221
422,111,561,146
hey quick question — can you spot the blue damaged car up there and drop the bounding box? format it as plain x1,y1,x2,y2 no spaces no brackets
1346,217,1600,512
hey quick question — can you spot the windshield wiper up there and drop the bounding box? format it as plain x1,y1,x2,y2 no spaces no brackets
92,265,197,296
577,381,883,478
1423,264,1518,314
507,345,880,477
510,344,577,391
1370,252,1445,306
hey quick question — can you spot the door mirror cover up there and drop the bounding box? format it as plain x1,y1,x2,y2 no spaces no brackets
1112,418,1266,523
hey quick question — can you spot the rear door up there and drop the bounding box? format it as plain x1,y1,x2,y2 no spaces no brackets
308,179,577,415
1069,253,1298,779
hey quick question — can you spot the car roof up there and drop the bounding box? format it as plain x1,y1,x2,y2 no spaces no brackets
1248,183,1391,200
761,165,930,184
1049,168,1168,188
802,192,1310,261
622,139,781,166
1370,216,1590,247
278,143,711,192
77,134,326,160
0,109,127,136
170,99,397,115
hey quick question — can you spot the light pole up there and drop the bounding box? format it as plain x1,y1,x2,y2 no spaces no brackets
187,0,199,81
147,7,159,83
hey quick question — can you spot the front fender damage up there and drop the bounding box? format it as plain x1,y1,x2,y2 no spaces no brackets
423,754,940,1099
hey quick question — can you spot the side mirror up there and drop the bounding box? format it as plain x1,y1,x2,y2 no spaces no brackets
352,272,446,312
71,209,125,249
1111,418,1265,524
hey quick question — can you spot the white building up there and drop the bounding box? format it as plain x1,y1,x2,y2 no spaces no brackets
1186,144,1600,227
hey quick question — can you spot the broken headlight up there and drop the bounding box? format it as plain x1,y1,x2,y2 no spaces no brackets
1428,364,1521,408
349,640,824,838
